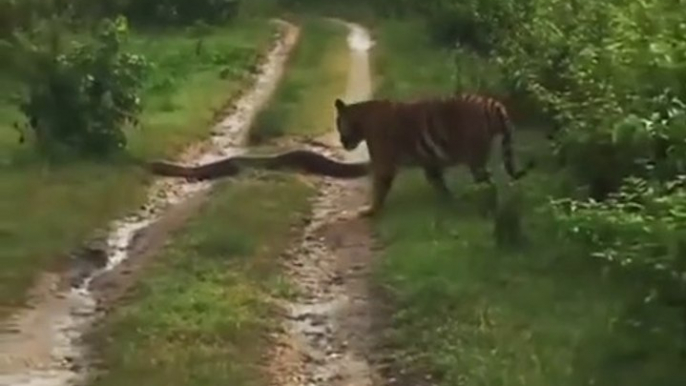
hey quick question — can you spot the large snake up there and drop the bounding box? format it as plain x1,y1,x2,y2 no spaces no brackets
146,149,370,180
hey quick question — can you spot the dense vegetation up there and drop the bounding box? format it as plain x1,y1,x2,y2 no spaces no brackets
370,20,686,384
0,0,273,310
284,0,686,323
0,0,241,35
346,0,686,384
416,0,686,340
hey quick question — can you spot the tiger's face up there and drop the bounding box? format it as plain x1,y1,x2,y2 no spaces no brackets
334,98,364,151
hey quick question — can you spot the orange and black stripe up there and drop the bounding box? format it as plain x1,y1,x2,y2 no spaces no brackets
411,94,532,178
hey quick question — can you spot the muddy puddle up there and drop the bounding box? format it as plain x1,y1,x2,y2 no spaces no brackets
269,21,381,386
0,19,299,386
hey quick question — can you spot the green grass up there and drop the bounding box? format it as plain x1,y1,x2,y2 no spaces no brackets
251,18,349,142
126,20,275,159
88,174,313,386
370,20,454,99
371,19,505,100
88,16,349,384
371,19,686,386
0,20,275,314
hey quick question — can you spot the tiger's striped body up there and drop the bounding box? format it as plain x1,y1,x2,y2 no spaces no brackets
334,93,533,217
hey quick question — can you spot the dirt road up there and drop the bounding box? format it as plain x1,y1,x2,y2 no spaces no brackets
268,21,383,386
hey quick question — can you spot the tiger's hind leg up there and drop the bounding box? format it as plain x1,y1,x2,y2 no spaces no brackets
423,165,452,200
469,164,497,216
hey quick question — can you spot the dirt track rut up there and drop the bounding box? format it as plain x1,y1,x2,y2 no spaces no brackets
268,21,382,386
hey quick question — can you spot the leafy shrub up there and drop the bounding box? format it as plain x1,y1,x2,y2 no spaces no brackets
554,93,686,199
496,0,686,192
551,177,686,308
13,15,148,159
424,0,686,311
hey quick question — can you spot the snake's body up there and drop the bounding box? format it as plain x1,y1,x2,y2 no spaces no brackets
147,149,370,180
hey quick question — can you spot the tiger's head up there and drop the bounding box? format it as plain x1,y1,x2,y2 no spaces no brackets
334,98,364,151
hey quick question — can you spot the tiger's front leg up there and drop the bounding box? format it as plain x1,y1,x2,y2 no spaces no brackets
359,170,397,218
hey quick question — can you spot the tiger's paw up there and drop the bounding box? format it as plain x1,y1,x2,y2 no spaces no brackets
357,205,377,218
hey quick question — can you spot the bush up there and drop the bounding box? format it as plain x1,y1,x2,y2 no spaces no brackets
119,0,241,27
496,1,686,192
13,15,148,159
551,177,686,310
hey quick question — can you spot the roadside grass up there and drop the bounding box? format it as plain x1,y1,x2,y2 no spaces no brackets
88,16,351,385
126,20,275,159
370,20,454,99
371,20,686,386
371,19,505,100
89,175,313,386
250,18,348,143
0,20,275,314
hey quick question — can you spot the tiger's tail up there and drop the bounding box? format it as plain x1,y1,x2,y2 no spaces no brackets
494,104,533,180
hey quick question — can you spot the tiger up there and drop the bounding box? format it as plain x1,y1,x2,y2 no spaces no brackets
334,93,534,217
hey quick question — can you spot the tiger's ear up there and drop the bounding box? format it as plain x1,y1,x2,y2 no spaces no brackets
334,98,346,110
